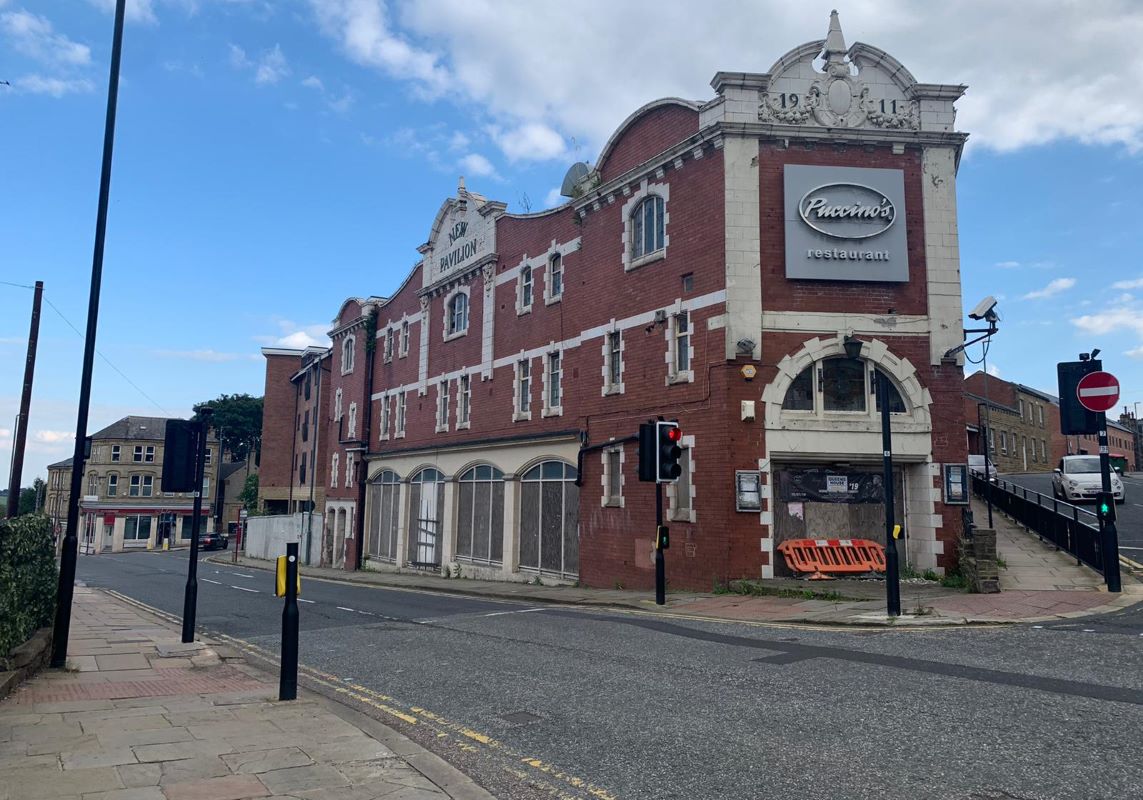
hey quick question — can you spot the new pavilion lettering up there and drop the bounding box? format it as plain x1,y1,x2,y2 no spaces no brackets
438,220,481,273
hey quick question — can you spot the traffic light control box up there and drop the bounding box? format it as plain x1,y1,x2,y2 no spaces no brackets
1057,359,1102,435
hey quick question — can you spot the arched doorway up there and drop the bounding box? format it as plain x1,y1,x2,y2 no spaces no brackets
519,460,579,577
408,468,444,567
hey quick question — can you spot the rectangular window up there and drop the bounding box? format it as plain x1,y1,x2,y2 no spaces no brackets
123,515,152,542
520,266,533,310
605,449,622,506
111,445,120,463
396,392,406,436
384,330,393,361
547,352,562,411
1018,399,1024,419
380,394,391,440
299,453,307,485
673,312,690,376
144,445,155,463
142,475,153,497
133,445,143,462
606,331,622,391
670,444,694,522
1000,431,1008,454
458,374,471,425
130,475,141,496
302,410,309,442
400,320,410,356
548,254,563,300
87,473,98,496
821,359,866,412
204,448,212,466
1038,405,1044,427
201,477,209,498
437,380,450,431
518,360,531,414
107,474,118,497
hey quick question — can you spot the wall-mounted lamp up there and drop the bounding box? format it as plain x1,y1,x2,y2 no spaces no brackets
843,335,864,361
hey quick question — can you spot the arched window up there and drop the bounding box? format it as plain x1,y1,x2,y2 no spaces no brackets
334,388,343,421
367,469,401,562
632,195,665,259
547,253,563,301
519,461,579,576
782,357,906,415
331,453,339,488
456,465,505,565
447,292,469,335
408,468,444,566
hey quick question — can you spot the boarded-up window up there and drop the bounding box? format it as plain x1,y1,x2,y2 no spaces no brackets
367,470,400,562
456,465,505,565
519,461,579,576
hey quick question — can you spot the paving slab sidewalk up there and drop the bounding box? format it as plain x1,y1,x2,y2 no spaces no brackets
212,525,1142,627
0,587,494,800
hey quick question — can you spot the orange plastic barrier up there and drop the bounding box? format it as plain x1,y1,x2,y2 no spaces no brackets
777,538,886,580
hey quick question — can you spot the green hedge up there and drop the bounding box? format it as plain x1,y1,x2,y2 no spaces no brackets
0,514,57,661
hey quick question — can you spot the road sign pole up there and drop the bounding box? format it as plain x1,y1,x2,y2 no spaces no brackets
181,413,209,642
1096,417,1122,593
654,481,665,606
280,541,300,701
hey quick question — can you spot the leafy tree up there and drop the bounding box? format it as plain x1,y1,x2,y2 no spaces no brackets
238,474,259,511
17,478,46,515
192,394,263,462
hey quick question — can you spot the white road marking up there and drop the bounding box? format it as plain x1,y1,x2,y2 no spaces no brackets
1032,625,1044,629
203,578,222,585
357,610,375,616
1120,546,1143,551
480,607,549,618
227,572,255,578
1082,629,1095,633
336,606,355,612
231,585,258,593
298,598,315,604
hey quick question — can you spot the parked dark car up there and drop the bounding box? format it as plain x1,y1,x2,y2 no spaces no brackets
198,530,229,550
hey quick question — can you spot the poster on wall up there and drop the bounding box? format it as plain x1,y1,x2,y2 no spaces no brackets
778,469,885,504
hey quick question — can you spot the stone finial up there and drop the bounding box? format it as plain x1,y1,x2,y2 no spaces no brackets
823,10,847,61
458,175,467,195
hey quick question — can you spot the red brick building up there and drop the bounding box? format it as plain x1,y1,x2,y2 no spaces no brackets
260,13,971,586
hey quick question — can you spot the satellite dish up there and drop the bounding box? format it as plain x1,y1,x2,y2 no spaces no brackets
559,162,591,198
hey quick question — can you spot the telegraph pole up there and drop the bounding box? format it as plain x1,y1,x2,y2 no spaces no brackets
6,280,43,519
51,0,126,668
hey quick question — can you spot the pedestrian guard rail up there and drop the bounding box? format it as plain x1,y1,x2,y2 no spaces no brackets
971,474,1103,573
777,538,886,580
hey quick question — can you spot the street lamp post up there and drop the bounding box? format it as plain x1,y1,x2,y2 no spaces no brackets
844,336,900,617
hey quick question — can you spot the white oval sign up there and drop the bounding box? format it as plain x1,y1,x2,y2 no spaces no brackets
798,182,896,240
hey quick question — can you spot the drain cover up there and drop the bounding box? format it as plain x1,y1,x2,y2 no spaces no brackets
500,711,543,725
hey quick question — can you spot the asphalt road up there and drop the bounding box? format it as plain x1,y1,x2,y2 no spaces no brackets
999,471,1143,555
76,550,1143,800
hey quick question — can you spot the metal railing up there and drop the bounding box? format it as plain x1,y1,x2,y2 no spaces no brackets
971,474,1103,573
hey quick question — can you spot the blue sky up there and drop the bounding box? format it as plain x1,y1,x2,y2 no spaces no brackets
3,0,1143,480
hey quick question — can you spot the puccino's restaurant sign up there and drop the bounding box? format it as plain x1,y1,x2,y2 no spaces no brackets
784,164,908,282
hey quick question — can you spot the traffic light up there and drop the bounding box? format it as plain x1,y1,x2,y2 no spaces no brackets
1095,491,1116,524
1057,359,1102,435
656,525,670,550
656,421,682,483
162,419,198,493
638,423,656,482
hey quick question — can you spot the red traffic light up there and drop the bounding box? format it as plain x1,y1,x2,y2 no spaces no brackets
667,426,682,442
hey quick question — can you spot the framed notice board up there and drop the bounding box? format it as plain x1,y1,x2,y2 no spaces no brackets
944,464,969,505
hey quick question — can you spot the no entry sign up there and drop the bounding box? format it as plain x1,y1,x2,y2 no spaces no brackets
1076,371,1120,413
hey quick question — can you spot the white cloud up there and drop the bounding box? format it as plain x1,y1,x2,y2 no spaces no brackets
1072,306,1143,337
254,320,330,349
255,43,289,84
487,122,566,162
1022,277,1076,300
305,2,1143,166
33,430,73,444
1127,346,1143,359
1112,277,1143,290
302,75,324,90
87,0,157,24
10,74,94,96
0,428,11,439
2,10,91,66
987,363,1001,377
308,0,449,95
995,260,1021,269
544,186,564,208
459,152,496,178
1116,293,1135,304
447,131,470,152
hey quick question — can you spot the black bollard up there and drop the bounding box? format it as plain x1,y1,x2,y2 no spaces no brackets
279,542,299,701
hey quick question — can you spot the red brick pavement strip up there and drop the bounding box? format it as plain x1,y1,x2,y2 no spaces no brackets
9,665,262,705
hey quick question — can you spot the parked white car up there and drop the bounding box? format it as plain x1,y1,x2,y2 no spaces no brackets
1052,456,1125,504
968,454,998,482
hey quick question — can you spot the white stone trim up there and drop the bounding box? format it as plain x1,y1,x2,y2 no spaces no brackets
371,289,727,402
442,285,471,342
667,435,696,522
418,300,430,395
456,373,472,430
600,321,625,396
921,146,966,367
334,387,343,422
378,393,390,441
435,380,450,433
621,179,670,273
348,402,357,438
665,303,695,385
601,444,626,508
480,266,495,379
340,335,356,375
512,355,532,422
331,452,339,488
541,345,564,418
